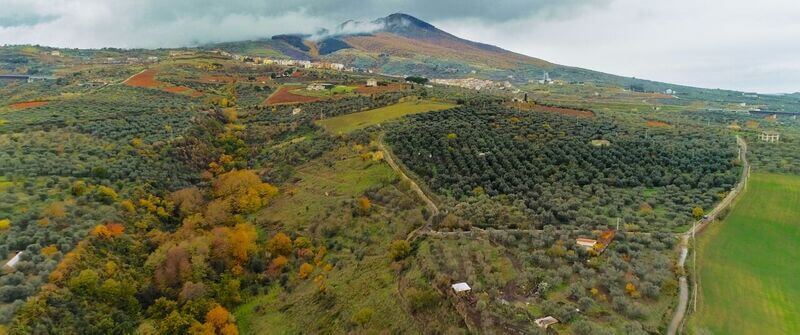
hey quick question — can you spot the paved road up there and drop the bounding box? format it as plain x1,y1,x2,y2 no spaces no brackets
667,135,749,335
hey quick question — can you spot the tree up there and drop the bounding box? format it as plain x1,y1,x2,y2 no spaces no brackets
95,186,118,203
351,307,374,326
357,196,372,215
267,256,288,277
220,324,239,335
266,232,293,256
206,304,230,329
228,223,257,264
120,199,136,213
293,236,312,249
626,282,640,298
41,245,58,257
692,206,705,219
404,76,428,85
388,240,411,261
68,269,100,295
155,246,191,289
222,108,238,123
638,202,653,215
43,201,67,219
179,282,206,301
170,187,205,215
212,170,278,213
91,224,112,239
71,180,88,196
298,263,313,279
0,219,10,230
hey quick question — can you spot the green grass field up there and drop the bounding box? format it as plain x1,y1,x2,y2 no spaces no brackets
316,100,455,134
691,173,800,334
238,146,429,334
291,85,357,99
256,146,397,228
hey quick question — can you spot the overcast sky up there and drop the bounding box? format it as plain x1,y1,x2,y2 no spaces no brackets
1,0,798,93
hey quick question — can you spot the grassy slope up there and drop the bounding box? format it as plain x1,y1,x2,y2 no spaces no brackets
316,100,455,134
237,147,431,334
258,151,396,227
691,173,800,334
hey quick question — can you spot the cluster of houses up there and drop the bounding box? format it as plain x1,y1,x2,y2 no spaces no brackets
80,56,159,65
0,74,55,83
306,78,379,91
431,77,514,91
214,50,357,73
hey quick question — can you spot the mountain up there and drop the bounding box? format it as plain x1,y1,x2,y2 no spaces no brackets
206,13,688,91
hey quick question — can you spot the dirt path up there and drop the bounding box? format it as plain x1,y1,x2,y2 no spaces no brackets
668,135,749,335
377,138,439,241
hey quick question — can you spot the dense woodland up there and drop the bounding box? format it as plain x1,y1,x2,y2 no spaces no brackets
387,106,739,232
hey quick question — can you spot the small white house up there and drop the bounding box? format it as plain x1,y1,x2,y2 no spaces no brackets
759,131,780,143
451,282,471,293
534,316,559,329
5,252,22,269
307,83,334,91
366,78,378,87
292,108,303,115
576,238,598,250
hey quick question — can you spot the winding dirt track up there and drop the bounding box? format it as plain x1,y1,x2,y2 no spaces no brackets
377,138,439,241
380,134,750,334
667,135,749,335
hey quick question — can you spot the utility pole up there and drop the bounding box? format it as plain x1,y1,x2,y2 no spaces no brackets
616,218,620,231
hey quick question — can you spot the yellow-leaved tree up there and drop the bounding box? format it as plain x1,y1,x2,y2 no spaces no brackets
212,170,278,214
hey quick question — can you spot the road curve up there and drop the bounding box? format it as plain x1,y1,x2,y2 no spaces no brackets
667,135,748,335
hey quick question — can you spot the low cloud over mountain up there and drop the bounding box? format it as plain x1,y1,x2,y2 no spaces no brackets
0,0,797,92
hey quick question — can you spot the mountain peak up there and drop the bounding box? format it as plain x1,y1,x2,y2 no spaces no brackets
372,13,444,39
380,13,435,30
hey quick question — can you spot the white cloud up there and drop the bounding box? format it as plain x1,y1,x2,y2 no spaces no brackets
0,0,333,48
435,0,800,93
0,0,797,92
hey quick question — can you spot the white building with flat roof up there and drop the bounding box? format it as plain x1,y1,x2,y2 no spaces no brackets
451,282,471,293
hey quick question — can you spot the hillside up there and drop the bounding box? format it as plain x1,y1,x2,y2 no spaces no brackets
1,10,800,335
203,13,701,93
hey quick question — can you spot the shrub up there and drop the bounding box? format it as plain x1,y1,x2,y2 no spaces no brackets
388,240,411,261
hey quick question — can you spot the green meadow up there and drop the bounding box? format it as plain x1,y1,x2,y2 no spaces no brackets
691,173,800,334
316,100,455,134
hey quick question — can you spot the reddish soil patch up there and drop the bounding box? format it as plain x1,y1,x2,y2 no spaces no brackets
125,69,202,97
291,71,304,78
354,83,408,95
9,101,49,109
264,86,320,105
535,105,595,118
645,120,671,128
200,75,236,84
124,69,161,88
163,86,189,93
